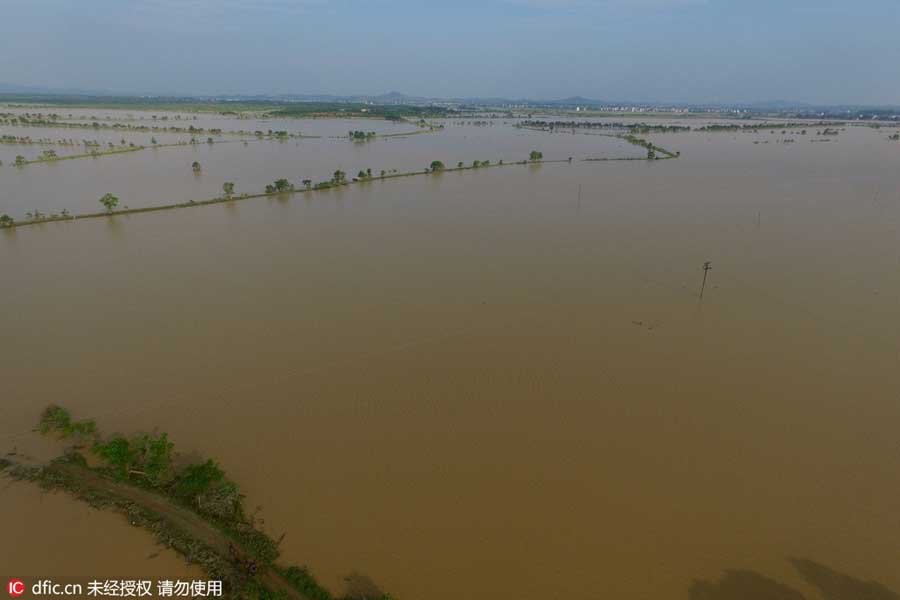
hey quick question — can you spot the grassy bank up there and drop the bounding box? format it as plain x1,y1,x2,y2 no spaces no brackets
2,405,392,600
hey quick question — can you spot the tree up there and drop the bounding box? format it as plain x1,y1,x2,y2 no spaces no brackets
302,179,312,189
222,182,235,198
358,170,368,179
332,170,347,185
457,162,463,168
272,179,292,192
0,214,13,228
99,193,119,213
529,150,543,161
430,160,445,172
192,161,201,172
14,155,26,166
647,148,656,160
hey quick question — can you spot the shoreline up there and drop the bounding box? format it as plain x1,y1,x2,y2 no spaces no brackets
1,151,675,230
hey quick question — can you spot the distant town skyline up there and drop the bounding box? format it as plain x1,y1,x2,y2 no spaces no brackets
2,0,898,105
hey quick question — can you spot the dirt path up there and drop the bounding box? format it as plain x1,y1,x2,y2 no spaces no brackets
23,461,309,600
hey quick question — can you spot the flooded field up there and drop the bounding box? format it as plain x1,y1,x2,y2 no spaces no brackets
1,119,644,217
2,110,900,600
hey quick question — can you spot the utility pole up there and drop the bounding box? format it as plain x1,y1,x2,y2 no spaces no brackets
699,261,712,299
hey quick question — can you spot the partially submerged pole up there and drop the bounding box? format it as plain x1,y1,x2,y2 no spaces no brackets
699,261,713,299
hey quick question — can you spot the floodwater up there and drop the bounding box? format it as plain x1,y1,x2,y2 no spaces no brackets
1,120,639,217
2,112,900,600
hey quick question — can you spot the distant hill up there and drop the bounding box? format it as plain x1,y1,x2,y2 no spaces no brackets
0,83,896,113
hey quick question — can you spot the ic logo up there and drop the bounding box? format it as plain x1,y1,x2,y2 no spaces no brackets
7,580,25,598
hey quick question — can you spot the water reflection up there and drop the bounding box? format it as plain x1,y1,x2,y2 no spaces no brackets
690,570,804,600
790,558,899,600
690,559,899,600
341,572,385,600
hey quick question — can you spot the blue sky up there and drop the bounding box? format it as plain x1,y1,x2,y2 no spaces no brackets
2,0,898,104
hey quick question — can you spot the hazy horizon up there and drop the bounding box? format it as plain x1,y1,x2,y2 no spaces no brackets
2,0,899,105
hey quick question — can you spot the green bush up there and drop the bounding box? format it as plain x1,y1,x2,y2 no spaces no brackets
93,437,136,477
279,566,333,600
173,459,225,500
37,405,97,439
132,433,174,485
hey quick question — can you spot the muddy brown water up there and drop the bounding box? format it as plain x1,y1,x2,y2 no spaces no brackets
2,117,900,599
0,121,638,217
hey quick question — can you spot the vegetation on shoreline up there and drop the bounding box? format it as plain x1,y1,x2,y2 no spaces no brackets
621,134,679,158
0,405,394,600
695,121,842,132
9,144,146,166
1,143,679,227
348,130,376,141
272,103,448,120
518,120,691,134
3,137,269,168
1,112,320,141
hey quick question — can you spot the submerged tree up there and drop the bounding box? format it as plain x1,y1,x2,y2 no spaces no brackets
0,214,13,228
430,160,445,172
192,161,201,172
14,155,26,166
265,179,293,194
99,193,119,213
529,150,543,161
222,182,235,198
